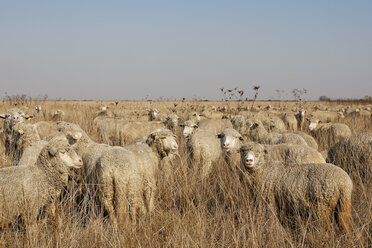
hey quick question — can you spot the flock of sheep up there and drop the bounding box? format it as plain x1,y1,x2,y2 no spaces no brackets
0,102,371,236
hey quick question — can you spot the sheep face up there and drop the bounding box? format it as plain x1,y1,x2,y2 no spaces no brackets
307,118,320,131
240,143,266,171
218,132,243,153
180,121,198,138
57,148,84,169
159,134,178,152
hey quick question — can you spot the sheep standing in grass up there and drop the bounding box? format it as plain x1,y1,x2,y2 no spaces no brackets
0,108,33,155
0,134,83,227
295,109,306,131
218,128,245,166
239,142,353,234
282,113,298,131
327,132,372,185
307,118,351,150
58,122,178,227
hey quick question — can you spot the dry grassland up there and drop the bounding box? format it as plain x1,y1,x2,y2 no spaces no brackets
0,100,371,248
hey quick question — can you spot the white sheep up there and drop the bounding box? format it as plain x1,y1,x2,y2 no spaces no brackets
0,134,83,226
239,142,353,234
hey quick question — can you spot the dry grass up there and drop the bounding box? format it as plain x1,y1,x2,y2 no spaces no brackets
0,100,371,247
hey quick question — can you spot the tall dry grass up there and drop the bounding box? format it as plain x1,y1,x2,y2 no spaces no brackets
0,100,371,247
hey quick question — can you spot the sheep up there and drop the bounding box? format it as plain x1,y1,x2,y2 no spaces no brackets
94,117,129,145
149,109,167,122
306,118,352,150
58,122,178,226
292,131,318,150
11,121,60,163
0,134,83,227
294,109,306,131
264,143,325,164
197,118,233,134
231,115,249,136
186,129,223,179
218,128,244,166
262,116,286,132
0,107,33,155
17,140,49,166
327,132,372,185
239,142,353,233
248,122,308,146
119,121,165,145
164,113,179,132
282,113,298,131
51,109,65,121
179,120,198,138
309,111,344,123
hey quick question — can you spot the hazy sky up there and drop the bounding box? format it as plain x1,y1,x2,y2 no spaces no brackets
1,1,371,101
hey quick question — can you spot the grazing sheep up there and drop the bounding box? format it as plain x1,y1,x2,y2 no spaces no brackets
307,118,352,150
239,142,353,233
264,143,325,164
327,132,372,185
0,134,83,227
282,113,298,131
231,115,249,137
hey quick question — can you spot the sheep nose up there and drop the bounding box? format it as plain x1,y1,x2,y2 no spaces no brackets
223,143,229,148
246,159,253,163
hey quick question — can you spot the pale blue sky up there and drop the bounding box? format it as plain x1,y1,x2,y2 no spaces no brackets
0,1,371,100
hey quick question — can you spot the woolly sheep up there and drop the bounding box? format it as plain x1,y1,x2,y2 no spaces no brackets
295,109,306,131
58,122,178,226
306,118,351,150
264,143,325,164
119,121,165,145
0,134,83,226
309,111,344,123
51,109,65,121
186,129,223,179
179,120,198,138
197,118,233,134
282,113,298,131
248,122,308,146
262,116,286,132
327,132,372,185
239,142,353,233
218,128,244,166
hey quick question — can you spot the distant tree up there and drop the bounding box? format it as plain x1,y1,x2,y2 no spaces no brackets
319,95,331,101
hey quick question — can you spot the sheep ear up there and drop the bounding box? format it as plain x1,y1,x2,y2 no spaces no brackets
25,115,33,120
239,136,244,141
217,133,222,138
0,114,6,119
251,123,259,129
193,124,198,128
49,147,59,156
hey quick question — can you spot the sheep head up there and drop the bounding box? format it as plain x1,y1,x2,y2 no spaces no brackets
240,142,267,171
147,129,178,158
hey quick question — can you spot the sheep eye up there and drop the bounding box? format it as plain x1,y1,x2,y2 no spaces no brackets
160,136,167,140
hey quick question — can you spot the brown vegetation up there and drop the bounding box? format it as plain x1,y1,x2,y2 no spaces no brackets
0,99,371,247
